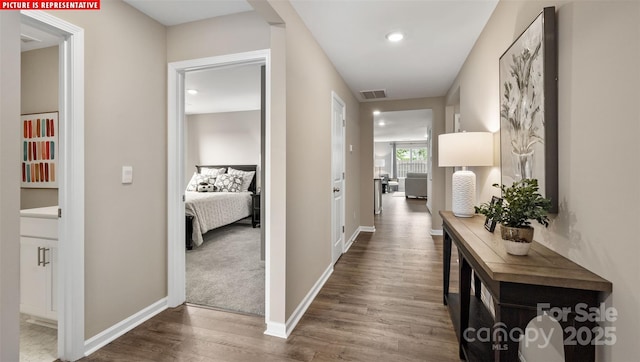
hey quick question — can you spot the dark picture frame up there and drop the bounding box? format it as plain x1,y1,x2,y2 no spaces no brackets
499,6,558,213
484,196,503,233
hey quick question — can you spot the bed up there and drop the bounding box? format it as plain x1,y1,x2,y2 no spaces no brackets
185,165,257,249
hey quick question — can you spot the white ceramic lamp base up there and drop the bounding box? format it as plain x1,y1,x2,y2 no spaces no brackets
452,170,476,217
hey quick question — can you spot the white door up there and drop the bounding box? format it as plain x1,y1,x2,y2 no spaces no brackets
331,92,346,265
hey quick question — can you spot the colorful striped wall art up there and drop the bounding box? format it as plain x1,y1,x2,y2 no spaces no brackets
20,112,58,188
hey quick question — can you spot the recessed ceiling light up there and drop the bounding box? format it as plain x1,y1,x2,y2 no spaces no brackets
378,121,385,126
187,89,198,95
373,110,381,115
386,31,404,42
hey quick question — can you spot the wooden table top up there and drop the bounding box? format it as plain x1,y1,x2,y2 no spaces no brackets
440,211,612,292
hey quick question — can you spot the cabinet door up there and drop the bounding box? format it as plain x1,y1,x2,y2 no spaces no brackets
20,238,57,321
20,238,48,315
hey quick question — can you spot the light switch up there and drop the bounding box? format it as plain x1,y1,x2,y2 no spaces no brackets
349,144,353,152
122,166,133,184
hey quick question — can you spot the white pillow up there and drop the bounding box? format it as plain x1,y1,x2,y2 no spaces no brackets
199,167,225,177
228,168,255,192
186,172,211,191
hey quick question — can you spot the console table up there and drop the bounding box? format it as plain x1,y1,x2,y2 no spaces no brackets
440,211,612,361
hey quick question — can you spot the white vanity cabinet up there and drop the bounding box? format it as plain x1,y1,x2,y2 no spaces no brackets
20,206,58,323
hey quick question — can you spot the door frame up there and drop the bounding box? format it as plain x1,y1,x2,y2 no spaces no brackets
20,10,85,361
167,50,276,330
330,91,346,264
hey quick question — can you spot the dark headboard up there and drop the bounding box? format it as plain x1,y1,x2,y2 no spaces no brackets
195,164,257,193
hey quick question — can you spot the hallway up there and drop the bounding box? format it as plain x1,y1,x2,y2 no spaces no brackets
80,194,459,361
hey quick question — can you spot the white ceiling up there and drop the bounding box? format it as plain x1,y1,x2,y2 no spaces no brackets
185,64,261,115
20,23,61,52
374,109,432,143
290,0,498,101
120,0,498,131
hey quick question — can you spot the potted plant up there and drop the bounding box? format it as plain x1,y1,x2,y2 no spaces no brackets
475,178,552,255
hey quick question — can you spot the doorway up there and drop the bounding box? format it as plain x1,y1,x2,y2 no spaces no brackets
167,50,276,331
373,109,432,198
183,64,265,315
19,10,85,361
19,39,61,362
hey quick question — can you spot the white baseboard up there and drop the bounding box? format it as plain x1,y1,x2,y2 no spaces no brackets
344,240,354,253
284,264,333,337
430,229,443,236
343,227,362,252
360,225,375,233
264,321,287,339
84,297,168,357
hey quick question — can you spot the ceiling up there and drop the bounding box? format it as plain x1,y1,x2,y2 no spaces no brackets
290,0,498,101
120,0,497,132
374,109,432,143
20,22,61,52
19,2,497,137
185,64,261,115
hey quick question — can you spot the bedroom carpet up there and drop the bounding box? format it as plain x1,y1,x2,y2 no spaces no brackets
186,220,264,316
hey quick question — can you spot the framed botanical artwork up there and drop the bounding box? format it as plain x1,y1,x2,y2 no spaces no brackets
484,196,503,233
21,112,58,188
499,7,558,213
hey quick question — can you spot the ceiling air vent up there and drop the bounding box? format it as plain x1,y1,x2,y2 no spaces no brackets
360,89,387,100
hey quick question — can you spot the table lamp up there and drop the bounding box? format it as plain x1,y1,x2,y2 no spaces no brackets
438,132,493,217
374,159,385,178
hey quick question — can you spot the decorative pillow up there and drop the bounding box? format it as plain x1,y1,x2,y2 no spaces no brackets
199,167,225,177
196,183,214,192
186,172,212,191
214,174,243,192
228,167,255,192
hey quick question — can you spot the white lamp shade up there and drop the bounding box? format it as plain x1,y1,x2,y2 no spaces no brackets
438,132,493,167
374,159,385,167
438,131,493,217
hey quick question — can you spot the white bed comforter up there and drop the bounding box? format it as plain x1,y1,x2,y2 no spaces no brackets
185,191,252,247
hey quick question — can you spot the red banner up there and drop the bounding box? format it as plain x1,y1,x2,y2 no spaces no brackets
1,0,100,10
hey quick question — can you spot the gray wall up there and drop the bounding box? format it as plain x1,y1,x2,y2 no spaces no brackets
21,46,59,209
265,0,362,318
447,1,640,359
51,1,168,339
167,11,270,63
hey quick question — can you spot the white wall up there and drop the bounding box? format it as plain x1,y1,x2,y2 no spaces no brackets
448,1,640,360
185,110,261,187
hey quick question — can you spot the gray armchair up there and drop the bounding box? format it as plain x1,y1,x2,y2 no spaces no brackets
405,172,428,198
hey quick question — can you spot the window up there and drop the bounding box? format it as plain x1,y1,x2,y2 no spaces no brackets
396,146,428,177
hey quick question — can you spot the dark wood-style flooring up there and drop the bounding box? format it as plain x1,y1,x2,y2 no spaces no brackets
80,194,460,361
